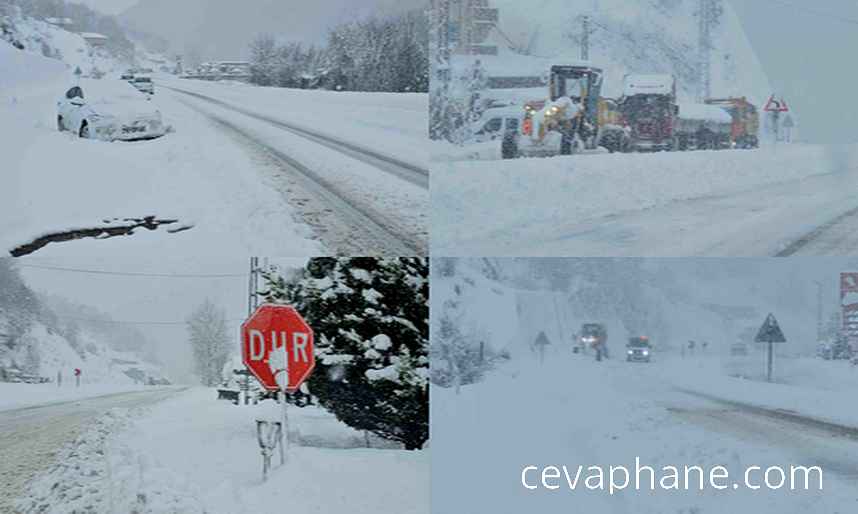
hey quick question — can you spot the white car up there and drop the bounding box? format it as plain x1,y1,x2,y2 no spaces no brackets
57,79,167,141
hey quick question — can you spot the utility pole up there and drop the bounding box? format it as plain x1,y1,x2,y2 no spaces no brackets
581,15,590,61
248,257,260,316
697,0,712,102
815,280,824,341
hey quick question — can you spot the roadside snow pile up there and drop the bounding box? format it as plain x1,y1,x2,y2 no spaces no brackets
18,388,428,514
669,355,858,428
433,144,858,253
15,408,204,514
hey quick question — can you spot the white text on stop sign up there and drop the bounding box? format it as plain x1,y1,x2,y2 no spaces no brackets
248,330,310,362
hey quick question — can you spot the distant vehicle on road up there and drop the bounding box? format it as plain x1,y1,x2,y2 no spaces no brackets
131,75,155,95
57,80,167,142
120,71,135,81
626,336,652,362
580,323,609,361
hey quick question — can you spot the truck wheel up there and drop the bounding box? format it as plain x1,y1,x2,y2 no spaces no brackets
501,132,519,159
79,121,90,139
57,116,65,132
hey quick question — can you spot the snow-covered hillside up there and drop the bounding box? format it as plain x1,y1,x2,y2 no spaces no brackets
0,261,168,407
1,6,173,80
2,13,122,76
484,0,771,103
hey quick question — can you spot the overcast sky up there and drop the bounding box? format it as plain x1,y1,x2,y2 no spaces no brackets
18,257,305,382
728,0,858,143
76,0,138,15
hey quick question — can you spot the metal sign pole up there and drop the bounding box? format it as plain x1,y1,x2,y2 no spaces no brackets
767,341,773,382
281,341,290,463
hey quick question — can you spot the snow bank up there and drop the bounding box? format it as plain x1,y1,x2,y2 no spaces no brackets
17,388,429,514
669,355,858,428
432,144,858,254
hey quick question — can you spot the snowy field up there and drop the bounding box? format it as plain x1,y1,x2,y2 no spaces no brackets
432,144,858,256
1,42,427,256
432,352,858,514
15,388,429,514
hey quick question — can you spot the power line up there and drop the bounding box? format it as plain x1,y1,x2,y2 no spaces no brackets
17,264,246,278
54,315,246,326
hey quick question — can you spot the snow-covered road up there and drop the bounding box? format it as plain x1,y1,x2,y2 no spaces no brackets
433,144,858,256
0,388,182,514
668,390,858,481
518,169,858,257
163,84,427,254
432,352,858,513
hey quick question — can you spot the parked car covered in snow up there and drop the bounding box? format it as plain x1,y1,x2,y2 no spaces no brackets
57,80,167,141
131,75,154,95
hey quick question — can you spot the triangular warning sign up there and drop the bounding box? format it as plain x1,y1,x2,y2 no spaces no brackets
755,313,786,343
764,94,789,113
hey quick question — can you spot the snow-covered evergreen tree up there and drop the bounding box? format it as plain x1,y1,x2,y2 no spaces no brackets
262,258,429,450
248,33,278,87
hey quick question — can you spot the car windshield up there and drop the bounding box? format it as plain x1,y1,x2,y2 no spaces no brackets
582,324,602,337
134,78,152,83
628,339,650,348
623,95,671,120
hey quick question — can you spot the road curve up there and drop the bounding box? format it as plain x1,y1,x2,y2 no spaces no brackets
0,388,184,514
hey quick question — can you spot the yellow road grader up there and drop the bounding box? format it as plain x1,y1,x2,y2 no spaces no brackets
501,64,630,159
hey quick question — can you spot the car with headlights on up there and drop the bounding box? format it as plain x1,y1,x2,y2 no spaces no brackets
626,336,652,362
57,80,167,142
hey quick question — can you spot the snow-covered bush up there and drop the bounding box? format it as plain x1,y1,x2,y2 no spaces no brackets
262,258,429,450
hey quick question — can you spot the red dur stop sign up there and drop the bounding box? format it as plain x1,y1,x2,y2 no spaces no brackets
241,304,315,392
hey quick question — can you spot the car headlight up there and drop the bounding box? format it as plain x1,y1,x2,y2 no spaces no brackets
627,350,634,355
642,350,649,355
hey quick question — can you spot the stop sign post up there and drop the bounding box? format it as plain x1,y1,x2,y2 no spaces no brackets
241,304,315,393
241,304,314,473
